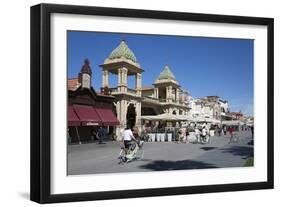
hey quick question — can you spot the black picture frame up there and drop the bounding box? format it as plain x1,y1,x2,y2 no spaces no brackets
30,3,274,204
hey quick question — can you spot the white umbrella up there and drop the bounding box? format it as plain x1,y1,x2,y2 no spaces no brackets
222,120,244,126
141,113,193,121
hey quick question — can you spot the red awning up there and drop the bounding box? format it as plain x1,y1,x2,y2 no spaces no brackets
68,106,80,126
96,108,120,126
74,105,102,126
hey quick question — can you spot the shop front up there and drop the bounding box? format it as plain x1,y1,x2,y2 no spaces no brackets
67,59,119,144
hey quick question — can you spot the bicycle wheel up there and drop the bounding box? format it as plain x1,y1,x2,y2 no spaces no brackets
118,149,126,164
136,149,144,160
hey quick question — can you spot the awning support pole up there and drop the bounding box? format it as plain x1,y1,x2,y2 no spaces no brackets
75,126,82,145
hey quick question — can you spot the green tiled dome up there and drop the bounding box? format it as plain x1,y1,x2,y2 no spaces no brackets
108,40,137,62
157,65,176,80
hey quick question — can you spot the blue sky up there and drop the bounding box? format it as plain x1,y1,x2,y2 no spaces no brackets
67,31,254,115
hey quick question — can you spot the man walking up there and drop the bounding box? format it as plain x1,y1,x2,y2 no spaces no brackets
97,126,106,144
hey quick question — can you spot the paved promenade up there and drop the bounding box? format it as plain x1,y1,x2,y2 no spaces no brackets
67,131,253,175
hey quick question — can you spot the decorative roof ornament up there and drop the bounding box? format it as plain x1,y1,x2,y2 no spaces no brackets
108,40,137,63
80,58,92,75
157,65,176,80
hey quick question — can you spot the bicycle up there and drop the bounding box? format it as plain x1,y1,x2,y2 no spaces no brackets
199,134,210,144
228,132,239,144
118,141,144,164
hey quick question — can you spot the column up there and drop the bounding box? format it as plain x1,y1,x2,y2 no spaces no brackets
118,68,122,92
118,68,128,92
135,73,142,96
176,88,180,103
170,86,173,102
102,71,105,88
135,102,142,131
166,86,169,102
154,88,159,99
156,88,159,99
121,100,127,128
167,86,173,103
122,68,128,92
115,101,121,139
102,70,109,88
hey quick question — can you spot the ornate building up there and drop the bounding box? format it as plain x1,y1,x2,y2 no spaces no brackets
99,40,190,133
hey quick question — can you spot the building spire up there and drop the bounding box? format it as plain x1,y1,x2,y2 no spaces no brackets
80,58,92,75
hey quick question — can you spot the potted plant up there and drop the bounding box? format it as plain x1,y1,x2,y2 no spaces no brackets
156,128,164,142
166,128,173,142
159,128,165,142
150,128,157,142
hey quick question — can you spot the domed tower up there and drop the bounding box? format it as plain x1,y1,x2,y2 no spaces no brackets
99,40,144,131
153,65,182,114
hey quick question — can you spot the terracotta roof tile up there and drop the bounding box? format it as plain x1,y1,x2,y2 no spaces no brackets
68,78,80,91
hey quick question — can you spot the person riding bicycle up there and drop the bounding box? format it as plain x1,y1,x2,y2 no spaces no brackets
122,126,138,154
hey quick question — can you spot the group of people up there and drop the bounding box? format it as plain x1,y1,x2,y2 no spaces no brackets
194,126,210,144
177,126,210,144
176,124,243,144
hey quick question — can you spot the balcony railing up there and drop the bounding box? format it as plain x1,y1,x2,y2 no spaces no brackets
143,96,187,106
108,87,138,95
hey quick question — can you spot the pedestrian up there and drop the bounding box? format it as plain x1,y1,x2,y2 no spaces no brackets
97,126,106,144
195,127,201,143
185,128,190,143
223,126,227,136
202,126,207,144
132,126,140,141
228,127,235,144
218,126,221,136
177,129,182,143
91,128,97,142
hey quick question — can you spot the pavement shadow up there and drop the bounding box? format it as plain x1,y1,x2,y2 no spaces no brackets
248,140,254,145
139,159,217,171
200,147,217,151
220,146,253,159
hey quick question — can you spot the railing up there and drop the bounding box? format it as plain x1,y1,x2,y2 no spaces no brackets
109,87,118,93
108,87,137,95
127,88,137,94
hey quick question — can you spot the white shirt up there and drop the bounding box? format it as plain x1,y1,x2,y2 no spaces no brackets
123,129,135,141
202,128,206,136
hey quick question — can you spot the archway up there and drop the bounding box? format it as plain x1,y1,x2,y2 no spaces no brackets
172,110,177,115
126,103,136,128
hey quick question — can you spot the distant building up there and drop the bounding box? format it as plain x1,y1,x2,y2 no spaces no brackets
227,111,245,121
189,95,229,122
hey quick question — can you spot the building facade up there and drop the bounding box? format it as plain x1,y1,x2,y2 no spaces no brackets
189,96,229,121
99,40,190,133
67,59,119,143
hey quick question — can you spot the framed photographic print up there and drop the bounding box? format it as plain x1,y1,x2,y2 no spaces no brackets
30,3,274,203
